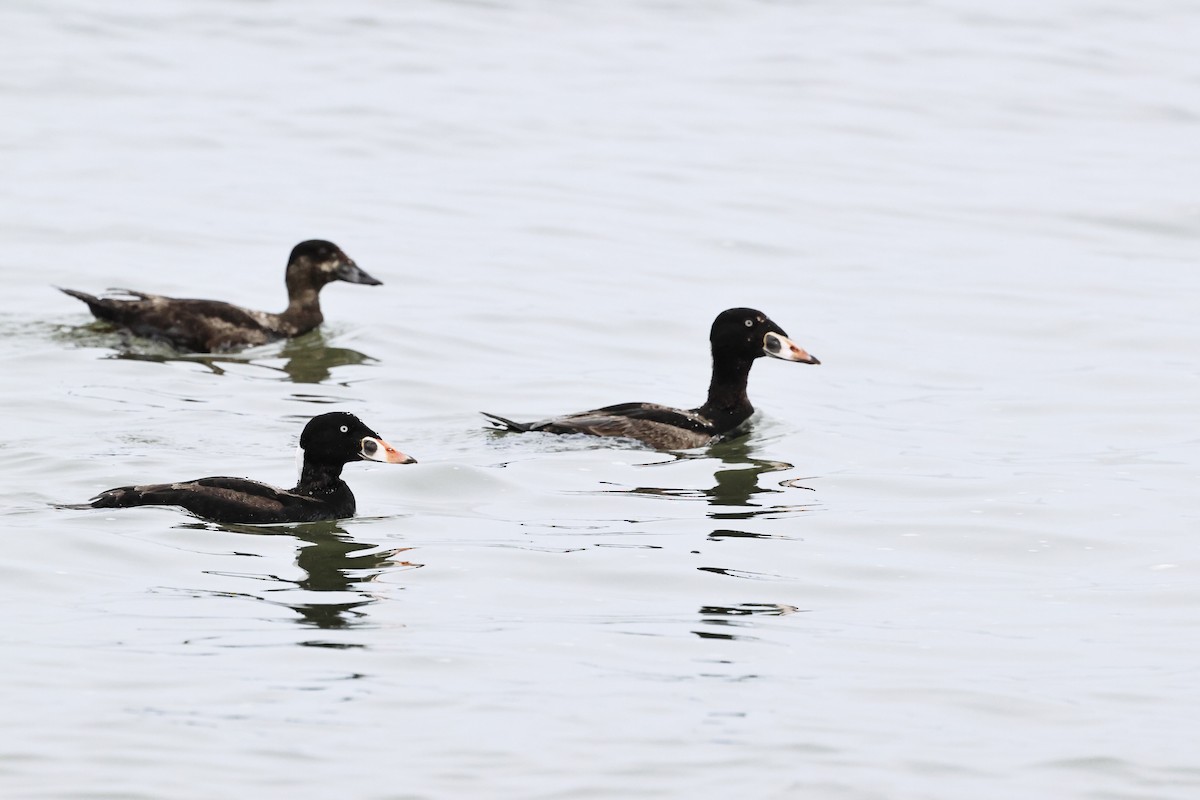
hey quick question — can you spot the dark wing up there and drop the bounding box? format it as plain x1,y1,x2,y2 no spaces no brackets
542,402,713,432
90,476,316,524
531,403,717,449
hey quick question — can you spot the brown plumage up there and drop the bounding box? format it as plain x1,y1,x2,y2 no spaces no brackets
60,240,381,352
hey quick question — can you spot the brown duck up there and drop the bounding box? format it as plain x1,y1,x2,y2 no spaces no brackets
60,240,381,352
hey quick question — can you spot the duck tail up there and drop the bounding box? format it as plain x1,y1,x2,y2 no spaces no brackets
59,286,118,321
481,411,533,432
87,486,137,508
59,286,153,323
59,286,100,306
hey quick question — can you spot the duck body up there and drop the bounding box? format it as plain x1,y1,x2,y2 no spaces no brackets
482,403,723,450
60,290,291,353
89,475,360,525
87,412,415,524
60,240,381,353
483,308,820,450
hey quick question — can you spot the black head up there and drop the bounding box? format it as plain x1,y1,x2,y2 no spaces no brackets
286,240,382,288
298,412,416,467
710,308,820,364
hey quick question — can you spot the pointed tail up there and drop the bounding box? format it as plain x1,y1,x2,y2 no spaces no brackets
59,286,101,307
481,412,534,432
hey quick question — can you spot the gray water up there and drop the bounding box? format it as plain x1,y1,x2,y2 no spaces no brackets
3,1,1199,798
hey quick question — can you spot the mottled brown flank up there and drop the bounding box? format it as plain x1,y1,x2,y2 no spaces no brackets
64,292,305,352
534,405,718,449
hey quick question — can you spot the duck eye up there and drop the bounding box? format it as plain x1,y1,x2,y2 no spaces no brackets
340,425,349,433
744,319,753,327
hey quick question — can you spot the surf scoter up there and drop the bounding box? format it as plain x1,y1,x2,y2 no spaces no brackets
60,240,381,352
86,412,415,524
482,307,820,450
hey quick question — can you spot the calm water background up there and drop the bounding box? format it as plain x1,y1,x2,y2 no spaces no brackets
2,1,1199,798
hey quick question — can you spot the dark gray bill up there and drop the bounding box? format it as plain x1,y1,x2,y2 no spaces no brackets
336,261,383,286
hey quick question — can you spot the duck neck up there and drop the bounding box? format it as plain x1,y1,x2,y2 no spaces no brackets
695,351,757,430
280,281,325,335
294,460,346,497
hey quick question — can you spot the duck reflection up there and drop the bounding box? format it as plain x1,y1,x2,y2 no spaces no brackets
189,519,420,631
84,327,374,384
592,436,816,520
275,330,375,384
708,528,787,541
703,437,796,513
693,602,804,641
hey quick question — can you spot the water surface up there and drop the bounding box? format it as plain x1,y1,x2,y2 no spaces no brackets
2,1,1199,798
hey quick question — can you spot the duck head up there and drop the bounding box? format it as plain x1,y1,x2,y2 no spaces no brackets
710,307,820,365
298,411,416,471
286,240,383,290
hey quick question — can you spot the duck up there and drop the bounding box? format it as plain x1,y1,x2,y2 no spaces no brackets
86,412,415,524
59,240,382,353
482,307,820,450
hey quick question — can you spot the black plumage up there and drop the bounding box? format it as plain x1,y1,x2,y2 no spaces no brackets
87,412,415,524
483,308,820,450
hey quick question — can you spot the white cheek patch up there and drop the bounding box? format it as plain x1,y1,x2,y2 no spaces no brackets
295,445,305,482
